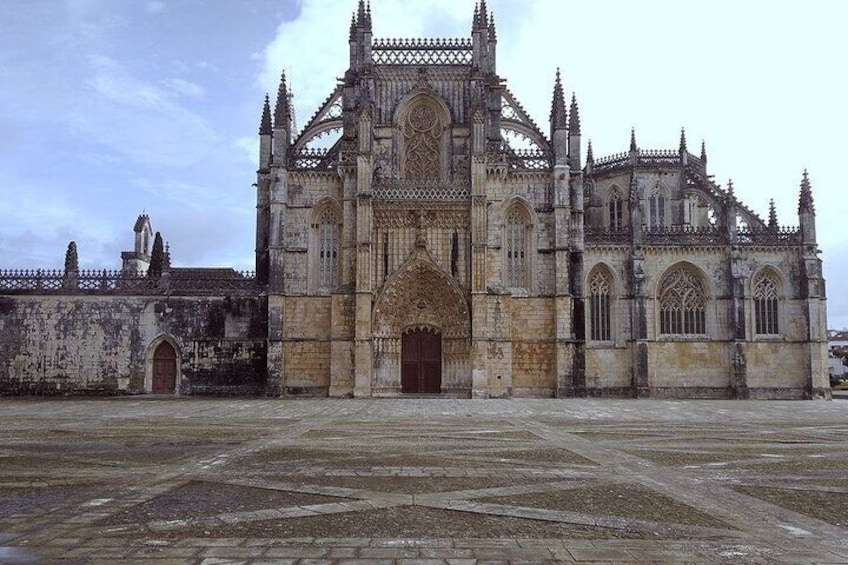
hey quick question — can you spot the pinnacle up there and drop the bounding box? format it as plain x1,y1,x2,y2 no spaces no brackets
798,169,814,213
768,198,778,228
488,12,496,40
274,71,289,127
569,93,580,135
630,128,637,152
586,139,594,163
550,68,567,130
679,128,687,152
259,93,272,135
700,139,707,163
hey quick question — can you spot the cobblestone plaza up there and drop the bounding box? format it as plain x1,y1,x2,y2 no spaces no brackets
1,398,846,564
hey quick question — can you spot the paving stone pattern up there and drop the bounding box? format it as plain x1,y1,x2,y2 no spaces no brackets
0,398,847,564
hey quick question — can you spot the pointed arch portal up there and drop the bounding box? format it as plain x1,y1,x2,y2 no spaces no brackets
372,250,471,394
152,341,177,393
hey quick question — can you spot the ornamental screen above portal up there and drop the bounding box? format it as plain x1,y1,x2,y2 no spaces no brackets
403,101,443,181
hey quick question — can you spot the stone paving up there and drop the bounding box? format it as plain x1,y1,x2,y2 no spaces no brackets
0,398,846,564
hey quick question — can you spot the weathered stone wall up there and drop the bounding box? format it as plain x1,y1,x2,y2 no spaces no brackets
0,295,266,395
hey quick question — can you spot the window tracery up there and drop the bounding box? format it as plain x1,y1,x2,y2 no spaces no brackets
647,184,666,228
608,188,623,229
659,266,706,335
403,101,442,181
318,208,339,289
754,272,780,335
505,207,529,289
588,268,612,341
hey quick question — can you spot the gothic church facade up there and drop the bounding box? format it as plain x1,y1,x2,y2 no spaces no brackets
0,2,831,399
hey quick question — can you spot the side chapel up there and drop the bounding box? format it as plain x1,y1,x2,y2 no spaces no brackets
253,1,830,399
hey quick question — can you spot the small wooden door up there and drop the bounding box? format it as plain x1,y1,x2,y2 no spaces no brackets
152,342,177,394
401,329,442,393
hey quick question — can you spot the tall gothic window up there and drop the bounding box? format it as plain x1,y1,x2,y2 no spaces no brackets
659,266,706,335
754,272,780,335
647,184,666,228
505,207,529,289
608,189,623,229
318,208,339,289
588,268,612,341
403,101,442,181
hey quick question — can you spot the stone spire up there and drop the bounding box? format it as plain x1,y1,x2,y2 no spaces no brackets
64,241,79,273
768,199,778,229
798,169,814,213
569,93,580,135
550,69,567,131
478,0,489,29
259,94,272,135
488,12,496,40
349,13,356,41
700,140,707,165
629,128,637,153
274,71,289,127
586,140,594,164
679,128,687,153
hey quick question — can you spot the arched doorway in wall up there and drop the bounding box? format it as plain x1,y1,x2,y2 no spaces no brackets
152,341,177,393
402,326,442,393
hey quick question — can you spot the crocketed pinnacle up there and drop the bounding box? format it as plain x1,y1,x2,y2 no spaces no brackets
629,128,637,152
357,0,366,24
768,199,778,228
727,179,735,199
550,68,567,129
569,93,581,135
679,128,687,153
349,13,356,40
259,94,272,135
700,140,707,164
488,12,496,40
274,71,289,127
365,1,372,28
479,0,489,29
798,169,814,213
586,140,594,163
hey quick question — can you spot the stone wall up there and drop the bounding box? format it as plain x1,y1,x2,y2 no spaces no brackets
0,294,266,395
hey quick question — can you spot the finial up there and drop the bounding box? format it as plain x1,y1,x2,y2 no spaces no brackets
274,71,289,127
259,94,272,135
586,139,594,163
679,128,687,153
569,93,580,135
768,199,778,229
550,68,567,130
357,0,366,24
798,169,814,213
700,139,707,164
629,128,637,152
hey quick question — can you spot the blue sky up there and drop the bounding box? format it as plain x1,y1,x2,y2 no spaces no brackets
1,0,846,327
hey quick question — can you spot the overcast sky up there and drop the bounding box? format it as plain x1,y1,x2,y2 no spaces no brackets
1,0,846,326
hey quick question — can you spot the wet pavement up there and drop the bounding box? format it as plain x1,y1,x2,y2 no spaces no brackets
0,397,846,564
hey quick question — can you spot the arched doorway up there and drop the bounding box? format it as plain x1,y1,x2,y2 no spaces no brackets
152,341,177,393
402,327,441,393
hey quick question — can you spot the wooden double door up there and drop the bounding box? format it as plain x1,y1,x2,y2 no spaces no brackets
152,342,177,393
401,329,442,394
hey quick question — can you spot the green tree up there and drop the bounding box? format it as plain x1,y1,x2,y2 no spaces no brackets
147,232,165,279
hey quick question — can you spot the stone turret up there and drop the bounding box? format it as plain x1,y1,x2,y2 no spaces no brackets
121,213,153,274
550,69,568,166
568,93,581,171
259,94,272,171
273,71,291,160
798,169,816,246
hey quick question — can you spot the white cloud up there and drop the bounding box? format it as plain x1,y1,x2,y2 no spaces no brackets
162,77,205,98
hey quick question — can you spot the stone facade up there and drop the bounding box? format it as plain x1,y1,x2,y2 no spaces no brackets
0,1,831,399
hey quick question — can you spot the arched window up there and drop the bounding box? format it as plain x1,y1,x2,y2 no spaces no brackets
317,208,339,289
608,188,623,229
659,266,706,335
403,101,443,181
647,184,666,228
505,206,529,289
588,268,612,341
754,271,780,335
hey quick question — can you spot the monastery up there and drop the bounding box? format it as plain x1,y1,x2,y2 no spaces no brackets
0,2,831,399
